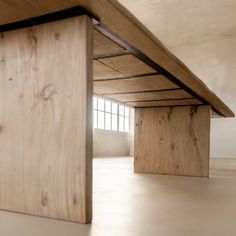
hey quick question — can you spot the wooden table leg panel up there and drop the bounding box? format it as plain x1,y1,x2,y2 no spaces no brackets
0,15,93,223
134,106,211,177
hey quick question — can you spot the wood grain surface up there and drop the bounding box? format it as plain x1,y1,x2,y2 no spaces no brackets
134,106,211,177
0,15,93,223
93,29,126,58
94,74,178,95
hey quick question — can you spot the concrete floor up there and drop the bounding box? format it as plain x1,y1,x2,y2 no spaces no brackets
0,157,236,236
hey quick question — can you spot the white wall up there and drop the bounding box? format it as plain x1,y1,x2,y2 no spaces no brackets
118,0,236,158
93,129,131,157
172,37,236,158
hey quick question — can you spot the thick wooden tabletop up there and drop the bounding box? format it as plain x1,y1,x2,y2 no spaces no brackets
0,0,234,117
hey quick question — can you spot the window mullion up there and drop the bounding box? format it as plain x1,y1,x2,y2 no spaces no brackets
124,114,126,132
104,111,106,130
129,109,131,133
96,99,98,129
117,104,120,132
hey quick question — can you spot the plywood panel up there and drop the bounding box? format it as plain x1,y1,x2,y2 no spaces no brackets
94,74,178,95
106,89,192,102
93,30,126,58
0,16,93,223
127,98,202,107
134,106,211,177
98,54,156,76
93,60,124,80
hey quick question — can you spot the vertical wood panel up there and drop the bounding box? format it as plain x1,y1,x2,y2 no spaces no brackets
134,106,210,177
0,15,93,223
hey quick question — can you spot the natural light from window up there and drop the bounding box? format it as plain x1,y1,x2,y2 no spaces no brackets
93,96,132,133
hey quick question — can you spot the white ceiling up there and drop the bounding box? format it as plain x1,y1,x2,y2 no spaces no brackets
118,0,236,110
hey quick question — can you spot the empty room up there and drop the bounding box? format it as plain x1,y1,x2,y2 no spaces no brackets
0,1,236,236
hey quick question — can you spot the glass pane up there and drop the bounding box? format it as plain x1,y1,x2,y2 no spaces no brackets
105,113,111,130
119,116,124,132
125,117,130,132
112,103,118,114
94,110,98,128
98,111,104,129
98,98,105,111
125,107,130,117
119,105,124,116
105,100,111,113
93,97,97,109
112,114,118,131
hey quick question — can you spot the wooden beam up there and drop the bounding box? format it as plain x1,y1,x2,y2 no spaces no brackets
127,98,202,108
105,89,192,103
0,15,93,223
134,106,211,177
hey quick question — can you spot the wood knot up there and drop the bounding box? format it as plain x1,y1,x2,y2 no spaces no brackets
54,32,60,40
167,108,173,120
159,137,163,144
41,192,48,207
39,84,56,101
0,125,4,133
73,194,78,205
190,107,198,119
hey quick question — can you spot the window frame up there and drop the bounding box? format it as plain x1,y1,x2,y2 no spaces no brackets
93,96,132,134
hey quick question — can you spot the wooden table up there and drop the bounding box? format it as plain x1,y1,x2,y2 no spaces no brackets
0,0,234,224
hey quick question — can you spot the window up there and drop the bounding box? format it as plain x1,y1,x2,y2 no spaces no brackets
93,96,132,133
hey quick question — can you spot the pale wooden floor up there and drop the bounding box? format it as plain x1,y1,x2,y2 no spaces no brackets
0,157,236,236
